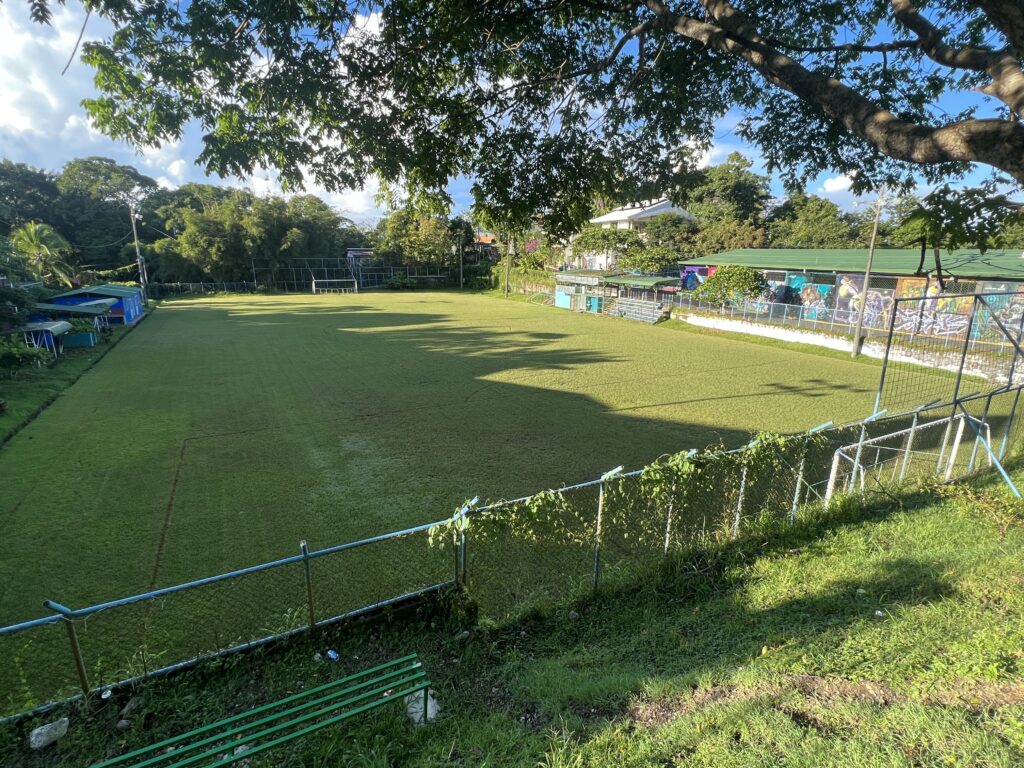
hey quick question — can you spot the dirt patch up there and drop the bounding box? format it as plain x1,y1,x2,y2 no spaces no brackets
790,674,899,706
629,675,1024,729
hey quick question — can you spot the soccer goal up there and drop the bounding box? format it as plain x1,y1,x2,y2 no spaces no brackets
312,278,359,294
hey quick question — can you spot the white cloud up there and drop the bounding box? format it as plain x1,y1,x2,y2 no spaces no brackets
0,3,384,223
822,174,854,194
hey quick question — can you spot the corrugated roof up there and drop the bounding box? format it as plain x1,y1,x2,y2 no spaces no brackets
22,321,72,335
603,275,678,287
52,283,141,299
558,269,623,277
687,248,1024,279
32,302,110,317
589,199,695,224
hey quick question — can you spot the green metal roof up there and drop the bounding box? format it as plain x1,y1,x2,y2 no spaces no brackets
52,283,141,299
557,269,624,278
687,248,1024,279
33,302,111,317
602,275,678,288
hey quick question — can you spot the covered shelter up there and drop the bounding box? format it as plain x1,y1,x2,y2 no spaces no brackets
20,320,72,358
602,275,680,303
50,284,144,325
30,299,115,329
554,270,622,313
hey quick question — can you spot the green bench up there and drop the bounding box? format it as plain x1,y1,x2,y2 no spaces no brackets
93,654,430,767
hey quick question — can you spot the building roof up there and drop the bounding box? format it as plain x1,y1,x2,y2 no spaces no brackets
602,275,678,288
590,199,695,225
687,248,1024,280
22,320,72,335
32,301,112,317
556,269,623,286
52,283,141,299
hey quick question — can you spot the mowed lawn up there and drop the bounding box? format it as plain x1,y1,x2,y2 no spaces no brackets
0,292,883,624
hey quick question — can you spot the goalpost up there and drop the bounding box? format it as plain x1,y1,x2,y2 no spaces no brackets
312,278,359,294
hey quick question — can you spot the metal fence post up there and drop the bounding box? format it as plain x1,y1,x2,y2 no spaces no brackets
299,541,316,630
43,601,90,698
457,497,477,588
967,393,993,473
663,482,676,556
732,464,748,540
593,467,622,592
944,415,967,481
824,451,843,507
899,412,919,481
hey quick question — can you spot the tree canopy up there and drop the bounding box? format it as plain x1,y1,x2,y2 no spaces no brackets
12,0,1023,232
0,155,372,283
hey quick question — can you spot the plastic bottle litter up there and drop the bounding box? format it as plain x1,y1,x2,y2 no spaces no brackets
326,650,340,661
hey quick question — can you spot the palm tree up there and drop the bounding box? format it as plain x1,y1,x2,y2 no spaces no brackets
10,221,75,287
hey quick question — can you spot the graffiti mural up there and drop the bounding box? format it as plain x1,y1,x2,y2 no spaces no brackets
787,276,831,320
681,266,708,291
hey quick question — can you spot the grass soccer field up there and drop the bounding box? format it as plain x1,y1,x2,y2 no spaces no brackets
0,291,885,625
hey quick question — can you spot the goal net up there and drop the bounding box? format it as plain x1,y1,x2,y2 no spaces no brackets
312,278,358,294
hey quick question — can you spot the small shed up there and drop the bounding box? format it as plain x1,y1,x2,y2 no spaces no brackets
554,270,622,312
50,284,144,325
21,320,72,358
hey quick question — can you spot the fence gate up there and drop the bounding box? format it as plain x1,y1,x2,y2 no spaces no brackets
872,291,1024,496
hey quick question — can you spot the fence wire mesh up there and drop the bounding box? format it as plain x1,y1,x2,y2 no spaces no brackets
878,293,1024,416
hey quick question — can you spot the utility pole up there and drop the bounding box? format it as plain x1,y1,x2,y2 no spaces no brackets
851,190,888,358
128,201,147,303
504,236,513,297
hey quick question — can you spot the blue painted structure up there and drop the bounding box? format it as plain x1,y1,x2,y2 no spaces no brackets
50,285,143,325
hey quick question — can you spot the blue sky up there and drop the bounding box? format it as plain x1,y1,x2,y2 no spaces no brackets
0,2,1004,225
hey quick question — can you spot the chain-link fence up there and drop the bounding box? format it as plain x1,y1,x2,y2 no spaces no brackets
877,292,1024,416
670,279,1017,343
0,524,448,718
4,384,1024,719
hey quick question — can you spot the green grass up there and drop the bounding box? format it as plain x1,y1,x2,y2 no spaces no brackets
0,325,134,443
0,291,887,625
3,472,1022,767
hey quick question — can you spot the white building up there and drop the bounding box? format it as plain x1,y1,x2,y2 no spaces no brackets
573,199,696,270
588,199,695,232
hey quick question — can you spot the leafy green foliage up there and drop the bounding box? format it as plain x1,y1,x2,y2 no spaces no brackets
0,285,32,330
694,265,768,305
571,226,673,272
9,221,74,287
0,335,45,375
767,192,858,248
374,208,458,267
14,0,1017,232
383,273,418,290
894,183,1022,254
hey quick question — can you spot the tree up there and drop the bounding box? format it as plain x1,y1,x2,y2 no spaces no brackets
572,226,646,270
20,0,1018,230
0,161,59,236
767,192,858,248
694,265,768,305
56,157,158,208
643,214,696,251
10,221,75,286
684,153,770,224
894,183,1020,283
